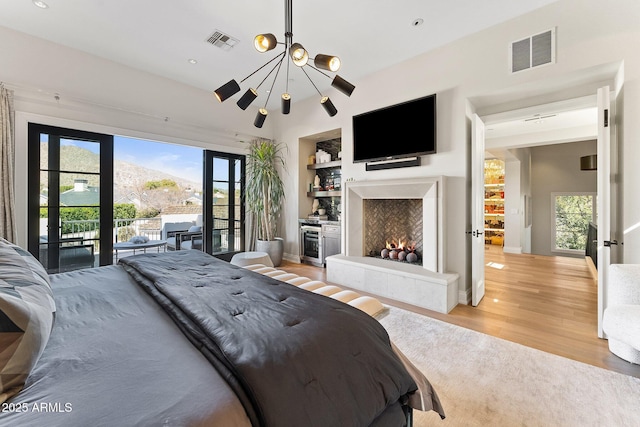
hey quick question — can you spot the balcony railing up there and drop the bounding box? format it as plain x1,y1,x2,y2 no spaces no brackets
39,216,241,274
51,217,241,252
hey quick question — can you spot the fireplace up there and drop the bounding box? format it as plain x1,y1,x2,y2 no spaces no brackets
363,198,423,264
326,176,459,314
343,177,442,272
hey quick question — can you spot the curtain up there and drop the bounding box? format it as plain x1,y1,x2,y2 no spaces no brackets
0,84,17,242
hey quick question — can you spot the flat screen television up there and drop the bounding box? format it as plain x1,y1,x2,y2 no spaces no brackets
352,94,436,163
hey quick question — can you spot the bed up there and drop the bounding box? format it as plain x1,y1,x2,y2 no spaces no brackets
0,237,444,426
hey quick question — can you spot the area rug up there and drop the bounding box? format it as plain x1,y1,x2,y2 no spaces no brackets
379,306,640,427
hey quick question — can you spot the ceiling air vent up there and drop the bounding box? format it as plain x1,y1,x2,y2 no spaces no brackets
206,30,239,51
510,28,555,73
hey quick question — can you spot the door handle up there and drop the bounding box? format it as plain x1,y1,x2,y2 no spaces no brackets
466,230,484,237
604,240,618,247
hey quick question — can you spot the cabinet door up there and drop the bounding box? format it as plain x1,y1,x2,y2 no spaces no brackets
322,235,341,263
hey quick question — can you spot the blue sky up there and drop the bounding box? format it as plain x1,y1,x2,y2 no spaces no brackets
54,135,218,187
114,136,203,185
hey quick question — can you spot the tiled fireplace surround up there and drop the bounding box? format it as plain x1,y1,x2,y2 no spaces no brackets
326,177,459,313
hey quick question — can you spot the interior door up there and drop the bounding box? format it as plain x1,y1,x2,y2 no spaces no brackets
597,85,615,338
471,114,486,306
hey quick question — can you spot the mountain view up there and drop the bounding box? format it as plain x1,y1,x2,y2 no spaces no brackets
40,143,201,192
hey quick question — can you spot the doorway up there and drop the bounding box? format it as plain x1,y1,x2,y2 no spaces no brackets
27,124,114,273
473,87,618,338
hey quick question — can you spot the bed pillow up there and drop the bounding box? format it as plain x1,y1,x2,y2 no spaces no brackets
0,238,56,403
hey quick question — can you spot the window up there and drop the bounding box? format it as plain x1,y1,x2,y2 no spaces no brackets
551,192,596,254
28,124,245,268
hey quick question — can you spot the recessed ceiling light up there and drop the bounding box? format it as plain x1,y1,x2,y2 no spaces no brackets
411,18,424,27
188,59,198,64
33,1,49,9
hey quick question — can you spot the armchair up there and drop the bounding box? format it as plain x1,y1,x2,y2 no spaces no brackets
167,225,202,251
602,264,640,364
174,229,203,250
162,222,195,251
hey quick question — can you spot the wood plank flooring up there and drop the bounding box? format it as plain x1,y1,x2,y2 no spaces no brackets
280,247,640,378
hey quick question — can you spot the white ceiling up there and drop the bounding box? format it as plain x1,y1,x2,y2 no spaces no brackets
486,106,597,139
0,0,559,104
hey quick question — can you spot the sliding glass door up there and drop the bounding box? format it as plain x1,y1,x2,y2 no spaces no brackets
27,124,114,272
27,124,245,269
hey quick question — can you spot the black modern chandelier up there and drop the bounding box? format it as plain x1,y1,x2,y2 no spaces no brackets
213,0,355,128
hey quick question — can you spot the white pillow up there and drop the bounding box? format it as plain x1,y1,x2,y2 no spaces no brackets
188,226,202,233
0,238,55,403
129,235,149,244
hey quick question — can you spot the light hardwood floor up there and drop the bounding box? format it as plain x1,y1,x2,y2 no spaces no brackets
280,246,640,378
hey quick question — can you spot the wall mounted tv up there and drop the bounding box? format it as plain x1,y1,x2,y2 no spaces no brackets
352,94,436,163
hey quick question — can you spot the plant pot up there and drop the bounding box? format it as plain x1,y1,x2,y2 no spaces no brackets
256,237,284,267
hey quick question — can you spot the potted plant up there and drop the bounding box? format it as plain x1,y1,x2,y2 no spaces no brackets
245,139,286,266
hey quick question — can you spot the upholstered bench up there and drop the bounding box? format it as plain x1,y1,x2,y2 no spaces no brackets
603,264,640,364
242,263,386,318
230,251,274,268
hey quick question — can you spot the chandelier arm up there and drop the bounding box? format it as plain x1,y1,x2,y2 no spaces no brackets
306,64,332,79
239,50,286,84
263,55,286,108
300,66,323,97
255,50,286,91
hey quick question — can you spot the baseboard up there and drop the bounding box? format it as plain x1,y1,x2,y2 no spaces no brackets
585,256,598,284
502,246,522,254
459,288,471,305
282,252,300,264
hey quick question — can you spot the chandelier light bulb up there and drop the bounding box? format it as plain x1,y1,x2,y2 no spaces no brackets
314,54,341,72
254,108,268,128
213,79,241,102
254,33,277,52
281,93,291,114
290,43,309,66
237,88,258,110
321,96,337,117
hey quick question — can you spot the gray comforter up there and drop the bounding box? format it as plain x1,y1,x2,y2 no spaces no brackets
119,250,421,427
3,265,251,427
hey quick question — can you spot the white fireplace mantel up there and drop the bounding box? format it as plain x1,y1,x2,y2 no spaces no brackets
327,176,459,314
344,176,444,273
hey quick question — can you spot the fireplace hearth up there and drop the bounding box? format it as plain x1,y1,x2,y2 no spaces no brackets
326,176,460,314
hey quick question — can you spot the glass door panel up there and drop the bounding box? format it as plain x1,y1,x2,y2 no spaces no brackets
28,124,113,273
204,151,245,257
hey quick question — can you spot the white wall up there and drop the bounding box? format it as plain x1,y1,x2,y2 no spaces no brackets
530,140,598,256
3,0,640,299
503,156,522,254
274,0,640,295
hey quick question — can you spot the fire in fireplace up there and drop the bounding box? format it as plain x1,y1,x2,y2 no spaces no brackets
378,238,421,264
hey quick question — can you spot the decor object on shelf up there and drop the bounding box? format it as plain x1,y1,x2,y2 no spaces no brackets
246,139,286,266
213,0,355,128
